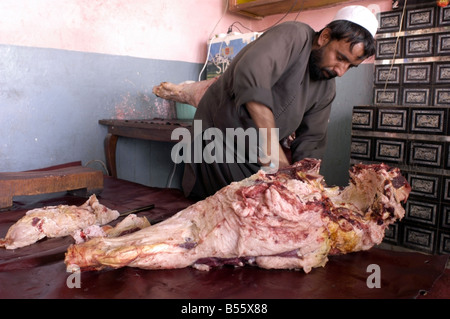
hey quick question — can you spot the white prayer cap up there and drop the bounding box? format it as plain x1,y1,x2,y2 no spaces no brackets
332,5,379,38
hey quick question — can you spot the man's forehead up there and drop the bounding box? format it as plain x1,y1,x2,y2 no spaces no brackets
337,40,366,63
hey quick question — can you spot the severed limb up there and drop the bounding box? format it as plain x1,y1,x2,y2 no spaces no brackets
152,78,219,108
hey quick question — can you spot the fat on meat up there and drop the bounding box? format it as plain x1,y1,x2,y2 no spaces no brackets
65,159,411,273
0,195,119,249
72,214,151,244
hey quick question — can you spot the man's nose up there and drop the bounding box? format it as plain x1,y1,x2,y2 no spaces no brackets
334,62,350,77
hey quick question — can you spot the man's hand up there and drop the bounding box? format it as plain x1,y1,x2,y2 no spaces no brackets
245,101,290,169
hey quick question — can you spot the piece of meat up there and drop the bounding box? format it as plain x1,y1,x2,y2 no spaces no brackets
0,195,119,249
65,159,410,273
72,214,151,244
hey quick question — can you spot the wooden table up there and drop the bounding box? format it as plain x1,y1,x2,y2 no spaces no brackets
99,119,192,178
1,175,448,300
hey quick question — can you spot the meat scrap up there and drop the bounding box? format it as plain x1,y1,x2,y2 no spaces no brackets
65,159,411,273
72,214,151,244
0,195,120,249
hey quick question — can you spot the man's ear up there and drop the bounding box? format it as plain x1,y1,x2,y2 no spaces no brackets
317,28,331,47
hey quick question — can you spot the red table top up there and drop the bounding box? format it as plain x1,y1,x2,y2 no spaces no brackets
0,176,448,300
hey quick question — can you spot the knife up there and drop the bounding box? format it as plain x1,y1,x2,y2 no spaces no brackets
119,204,155,217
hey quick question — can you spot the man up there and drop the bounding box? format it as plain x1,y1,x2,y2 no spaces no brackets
153,5,378,199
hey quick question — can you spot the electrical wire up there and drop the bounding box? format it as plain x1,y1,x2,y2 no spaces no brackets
198,0,229,82
169,0,303,187
228,0,301,34
256,0,299,32
228,20,254,33
294,0,305,21
84,159,109,176
167,0,229,188
166,149,180,188
379,0,423,176
383,0,408,92
198,40,215,82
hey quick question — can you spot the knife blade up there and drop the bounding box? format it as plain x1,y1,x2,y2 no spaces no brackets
119,204,155,217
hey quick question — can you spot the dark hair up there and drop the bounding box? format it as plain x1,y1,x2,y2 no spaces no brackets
320,20,376,60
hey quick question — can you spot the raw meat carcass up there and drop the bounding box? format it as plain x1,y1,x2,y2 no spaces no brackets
65,159,410,273
0,195,119,249
72,214,151,244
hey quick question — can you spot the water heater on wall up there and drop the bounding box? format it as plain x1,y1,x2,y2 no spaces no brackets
206,32,262,79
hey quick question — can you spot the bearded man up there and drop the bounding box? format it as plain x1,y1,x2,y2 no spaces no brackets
153,5,378,200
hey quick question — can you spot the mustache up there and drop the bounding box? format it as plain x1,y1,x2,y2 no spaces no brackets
323,68,337,79
309,48,337,81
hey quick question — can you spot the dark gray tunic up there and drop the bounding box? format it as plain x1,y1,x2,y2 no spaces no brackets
182,21,336,199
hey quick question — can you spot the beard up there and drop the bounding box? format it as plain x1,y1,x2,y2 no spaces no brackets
309,47,338,81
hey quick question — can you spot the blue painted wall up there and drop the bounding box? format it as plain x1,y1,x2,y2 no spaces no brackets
0,44,201,189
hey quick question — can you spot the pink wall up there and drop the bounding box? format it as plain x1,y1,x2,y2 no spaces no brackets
0,0,391,63
252,0,392,31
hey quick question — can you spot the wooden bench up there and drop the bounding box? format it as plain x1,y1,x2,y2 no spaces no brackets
0,162,103,209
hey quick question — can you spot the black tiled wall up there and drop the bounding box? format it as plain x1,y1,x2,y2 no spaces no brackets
350,4,450,254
